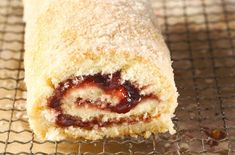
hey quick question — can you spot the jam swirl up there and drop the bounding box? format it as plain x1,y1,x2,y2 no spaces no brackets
47,71,159,128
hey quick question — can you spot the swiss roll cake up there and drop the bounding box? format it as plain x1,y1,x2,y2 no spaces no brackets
23,0,178,140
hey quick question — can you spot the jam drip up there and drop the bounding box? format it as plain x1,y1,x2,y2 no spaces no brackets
47,71,159,128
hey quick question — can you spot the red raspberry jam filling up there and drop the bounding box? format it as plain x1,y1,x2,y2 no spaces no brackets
47,71,159,128
56,114,152,129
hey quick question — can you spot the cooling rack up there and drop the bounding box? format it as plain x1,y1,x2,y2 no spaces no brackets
0,0,235,154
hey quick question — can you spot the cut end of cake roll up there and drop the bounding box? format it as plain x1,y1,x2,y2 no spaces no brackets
24,0,178,141
26,51,178,140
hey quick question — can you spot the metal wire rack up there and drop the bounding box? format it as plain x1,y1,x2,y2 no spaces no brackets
0,0,235,154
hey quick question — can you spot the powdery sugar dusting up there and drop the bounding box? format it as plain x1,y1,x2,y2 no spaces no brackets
57,0,169,64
